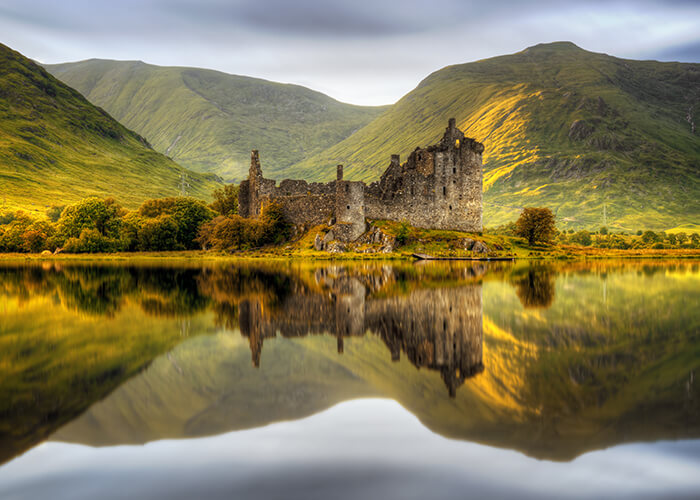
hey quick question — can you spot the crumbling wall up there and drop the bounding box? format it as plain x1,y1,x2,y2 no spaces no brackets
238,119,484,238
365,119,484,232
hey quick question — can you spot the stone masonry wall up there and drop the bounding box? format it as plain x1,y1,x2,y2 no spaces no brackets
237,119,484,238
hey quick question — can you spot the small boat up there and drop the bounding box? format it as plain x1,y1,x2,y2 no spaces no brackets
412,253,514,261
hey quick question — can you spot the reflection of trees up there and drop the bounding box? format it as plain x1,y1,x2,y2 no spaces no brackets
512,265,555,309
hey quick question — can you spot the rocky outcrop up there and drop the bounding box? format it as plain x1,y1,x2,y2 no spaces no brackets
569,119,593,140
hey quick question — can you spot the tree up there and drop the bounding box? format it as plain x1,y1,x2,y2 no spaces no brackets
641,230,659,245
137,216,179,251
21,220,55,252
210,184,238,216
599,226,608,235
515,207,556,246
690,233,700,248
64,228,118,253
138,197,214,250
570,230,592,246
59,197,124,239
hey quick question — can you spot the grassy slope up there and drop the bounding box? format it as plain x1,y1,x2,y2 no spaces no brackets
46,59,386,182
0,43,219,215
287,42,700,231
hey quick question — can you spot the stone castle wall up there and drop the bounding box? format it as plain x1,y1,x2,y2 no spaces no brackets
237,271,484,396
238,119,484,239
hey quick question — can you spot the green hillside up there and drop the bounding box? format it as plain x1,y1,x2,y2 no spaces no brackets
0,43,219,215
46,59,386,182
287,42,700,231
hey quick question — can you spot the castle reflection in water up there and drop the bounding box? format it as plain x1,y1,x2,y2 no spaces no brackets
237,265,485,396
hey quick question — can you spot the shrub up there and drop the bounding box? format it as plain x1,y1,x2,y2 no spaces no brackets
396,220,410,246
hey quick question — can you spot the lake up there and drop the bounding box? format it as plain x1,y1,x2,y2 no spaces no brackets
0,259,698,499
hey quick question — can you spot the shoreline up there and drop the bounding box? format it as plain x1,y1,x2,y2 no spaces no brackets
0,248,698,262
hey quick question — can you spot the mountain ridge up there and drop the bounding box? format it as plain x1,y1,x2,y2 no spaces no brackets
287,42,700,230
45,59,388,182
0,43,219,214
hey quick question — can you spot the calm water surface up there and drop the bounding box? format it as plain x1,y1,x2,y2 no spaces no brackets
0,259,698,499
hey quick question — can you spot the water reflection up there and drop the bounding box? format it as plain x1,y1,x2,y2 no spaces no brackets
0,260,698,467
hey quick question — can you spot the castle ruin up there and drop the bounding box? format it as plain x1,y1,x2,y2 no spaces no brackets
238,119,484,239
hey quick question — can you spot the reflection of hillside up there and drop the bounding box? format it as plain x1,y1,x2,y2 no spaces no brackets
2,260,699,464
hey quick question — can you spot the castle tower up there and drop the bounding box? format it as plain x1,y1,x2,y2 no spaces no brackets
334,165,366,241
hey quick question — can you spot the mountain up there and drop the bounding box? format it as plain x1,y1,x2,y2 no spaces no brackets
0,43,218,214
45,261,700,461
45,59,387,182
287,42,700,230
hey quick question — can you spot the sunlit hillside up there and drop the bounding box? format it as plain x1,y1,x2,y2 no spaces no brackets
0,44,219,215
287,42,700,231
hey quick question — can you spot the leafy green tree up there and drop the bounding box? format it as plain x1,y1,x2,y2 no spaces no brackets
666,233,677,246
599,226,608,235
58,197,124,239
210,184,238,216
64,228,118,253
137,216,179,251
676,232,688,245
515,207,556,246
138,197,214,250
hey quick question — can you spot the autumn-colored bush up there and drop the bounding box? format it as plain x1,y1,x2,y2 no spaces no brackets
198,202,291,251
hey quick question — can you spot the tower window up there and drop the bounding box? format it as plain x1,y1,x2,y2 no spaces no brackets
449,205,452,210
442,186,446,196
347,205,350,210
345,184,349,193
453,167,456,174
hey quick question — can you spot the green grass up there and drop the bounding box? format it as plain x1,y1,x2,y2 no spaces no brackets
46,59,387,182
0,43,220,216
286,42,700,231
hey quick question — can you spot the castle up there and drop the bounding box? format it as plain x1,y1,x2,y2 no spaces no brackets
237,265,485,397
238,119,484,240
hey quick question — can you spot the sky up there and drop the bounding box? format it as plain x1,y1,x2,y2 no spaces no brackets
2,399,700,499
0,0,699,105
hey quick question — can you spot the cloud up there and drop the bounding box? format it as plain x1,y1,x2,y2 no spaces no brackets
0,0,698,105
